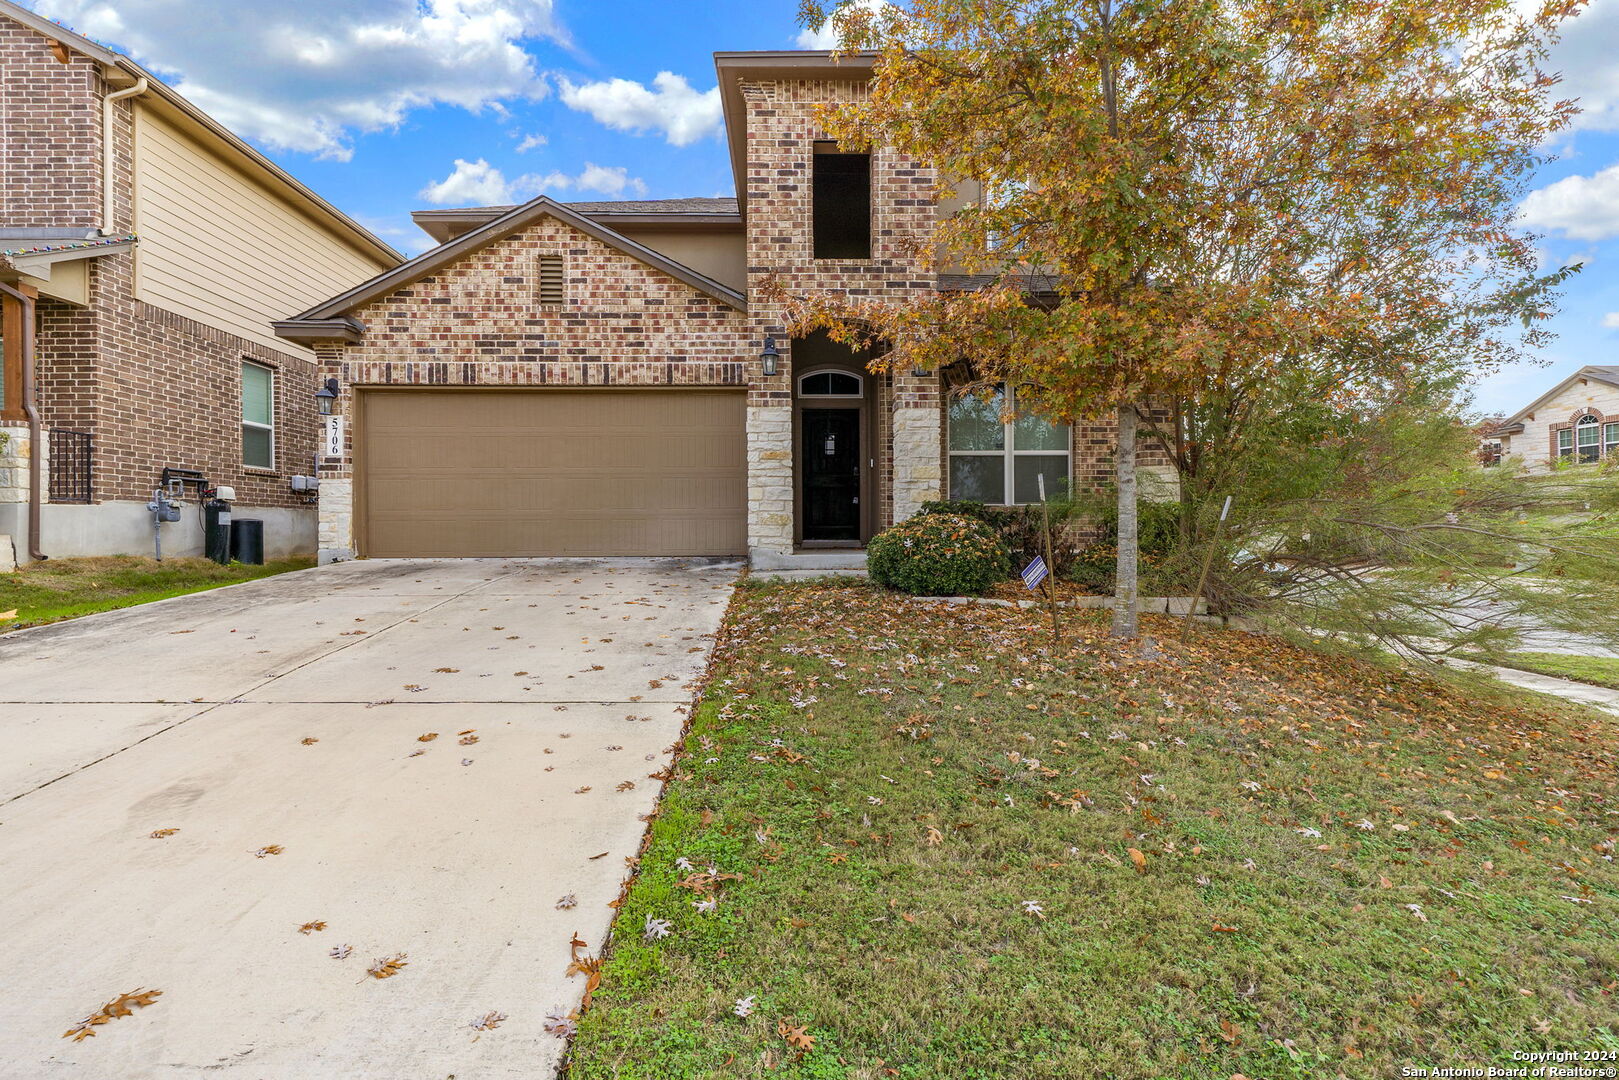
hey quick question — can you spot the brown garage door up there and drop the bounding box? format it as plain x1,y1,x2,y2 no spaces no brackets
358,389,746,557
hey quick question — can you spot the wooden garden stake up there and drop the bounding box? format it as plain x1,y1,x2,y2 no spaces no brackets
1039,474,1060,646
1182,495,1233,640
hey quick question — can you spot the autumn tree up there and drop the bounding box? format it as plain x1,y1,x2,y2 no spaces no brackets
783,0,1582,639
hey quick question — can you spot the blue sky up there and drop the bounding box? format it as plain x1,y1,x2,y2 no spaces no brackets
21,0,1619,418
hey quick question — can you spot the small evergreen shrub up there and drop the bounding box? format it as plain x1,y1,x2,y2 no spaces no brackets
867,513,1012,596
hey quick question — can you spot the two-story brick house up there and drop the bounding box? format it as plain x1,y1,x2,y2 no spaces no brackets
0,0,401,564
277,51,1162,567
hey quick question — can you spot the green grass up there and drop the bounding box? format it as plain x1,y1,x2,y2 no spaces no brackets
0,555,313,632
1492,651,1619,691
566,581,1619,1080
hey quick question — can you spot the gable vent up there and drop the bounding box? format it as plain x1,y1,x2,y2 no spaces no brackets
538,255,565,306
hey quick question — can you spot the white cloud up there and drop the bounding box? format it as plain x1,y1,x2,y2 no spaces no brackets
29,0,567,160
418,158,645,206
1519,163,1619,240
1539,0,1619,132
557,71,721,146
420,159,523,205
515,132,548,152
575,163,647,196
1603,312,1619,329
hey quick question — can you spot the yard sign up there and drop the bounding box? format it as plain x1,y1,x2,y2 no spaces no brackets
1021,556,1050,590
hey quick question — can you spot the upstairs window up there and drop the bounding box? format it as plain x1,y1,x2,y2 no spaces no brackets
948,386,1070,504
241,361,275,470
813,141,871,260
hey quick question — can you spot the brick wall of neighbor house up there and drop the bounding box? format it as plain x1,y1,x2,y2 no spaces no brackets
1,19,321,560
311,214,753,559
0,20,101,228
33,261,320,509
741,77,942,552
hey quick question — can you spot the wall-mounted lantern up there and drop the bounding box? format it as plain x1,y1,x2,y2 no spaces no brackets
314,377,340,416
761,336,781,377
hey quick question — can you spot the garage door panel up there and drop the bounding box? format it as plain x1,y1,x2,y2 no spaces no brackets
360,389,746,557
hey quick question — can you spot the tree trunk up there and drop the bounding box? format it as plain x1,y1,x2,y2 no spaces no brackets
1112,403,1140,639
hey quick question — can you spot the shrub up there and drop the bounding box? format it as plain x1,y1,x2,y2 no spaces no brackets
1066,500,1191,593
919,497,1090,578
867,513,1012,596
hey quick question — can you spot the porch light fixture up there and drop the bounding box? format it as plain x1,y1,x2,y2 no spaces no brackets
314,377,340,416
911,364,932,379
760,336,780,377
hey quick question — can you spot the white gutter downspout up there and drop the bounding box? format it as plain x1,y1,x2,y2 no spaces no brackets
103,78,149,234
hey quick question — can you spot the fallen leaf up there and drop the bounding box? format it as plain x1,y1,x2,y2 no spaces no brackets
367,953,408,979
418,733,439,742
149,828,178,839
777,1019,816,1052
1127,848,1147,874
470,1010,507,1032
62,989,162,1041
298,921,326,935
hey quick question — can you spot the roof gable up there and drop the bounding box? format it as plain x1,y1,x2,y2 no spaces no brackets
275,196,747,343
1498,365,1619,430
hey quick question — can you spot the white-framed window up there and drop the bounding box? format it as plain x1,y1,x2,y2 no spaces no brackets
241,360,275,470
798,369,863,397
947,385,1070,504
1558,414,1618,464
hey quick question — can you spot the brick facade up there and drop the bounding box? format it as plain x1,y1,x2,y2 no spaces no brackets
739,77,943,551
2,13,323,559
0,19,101,229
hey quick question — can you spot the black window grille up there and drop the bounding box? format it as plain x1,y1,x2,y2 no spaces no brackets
48,428,92,503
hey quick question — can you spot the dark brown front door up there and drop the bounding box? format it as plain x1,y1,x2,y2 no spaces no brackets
802,408,861,541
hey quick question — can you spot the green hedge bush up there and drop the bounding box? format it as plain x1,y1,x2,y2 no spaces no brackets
867,513,1012,596
918,497,1089,578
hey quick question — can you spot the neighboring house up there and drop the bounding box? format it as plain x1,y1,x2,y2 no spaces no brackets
277,51,1171,568
0,1,401,564
1488,365,1619,472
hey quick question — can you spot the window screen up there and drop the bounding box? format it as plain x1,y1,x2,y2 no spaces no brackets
812,142,872,260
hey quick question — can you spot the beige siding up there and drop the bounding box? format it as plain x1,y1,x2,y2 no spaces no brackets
1501,377,1619,472
615,227,745,292
131,106,387,355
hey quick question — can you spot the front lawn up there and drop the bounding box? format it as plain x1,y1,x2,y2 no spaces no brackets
1493,651,1619,692
0,555,313,632
566,582,1619,1080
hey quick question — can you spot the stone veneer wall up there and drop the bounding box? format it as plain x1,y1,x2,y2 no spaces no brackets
313,214,752,560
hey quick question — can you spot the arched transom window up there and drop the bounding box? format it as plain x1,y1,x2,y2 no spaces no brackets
798,370,864,397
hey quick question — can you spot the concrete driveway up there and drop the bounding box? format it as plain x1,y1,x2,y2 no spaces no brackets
0,557,738,1079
